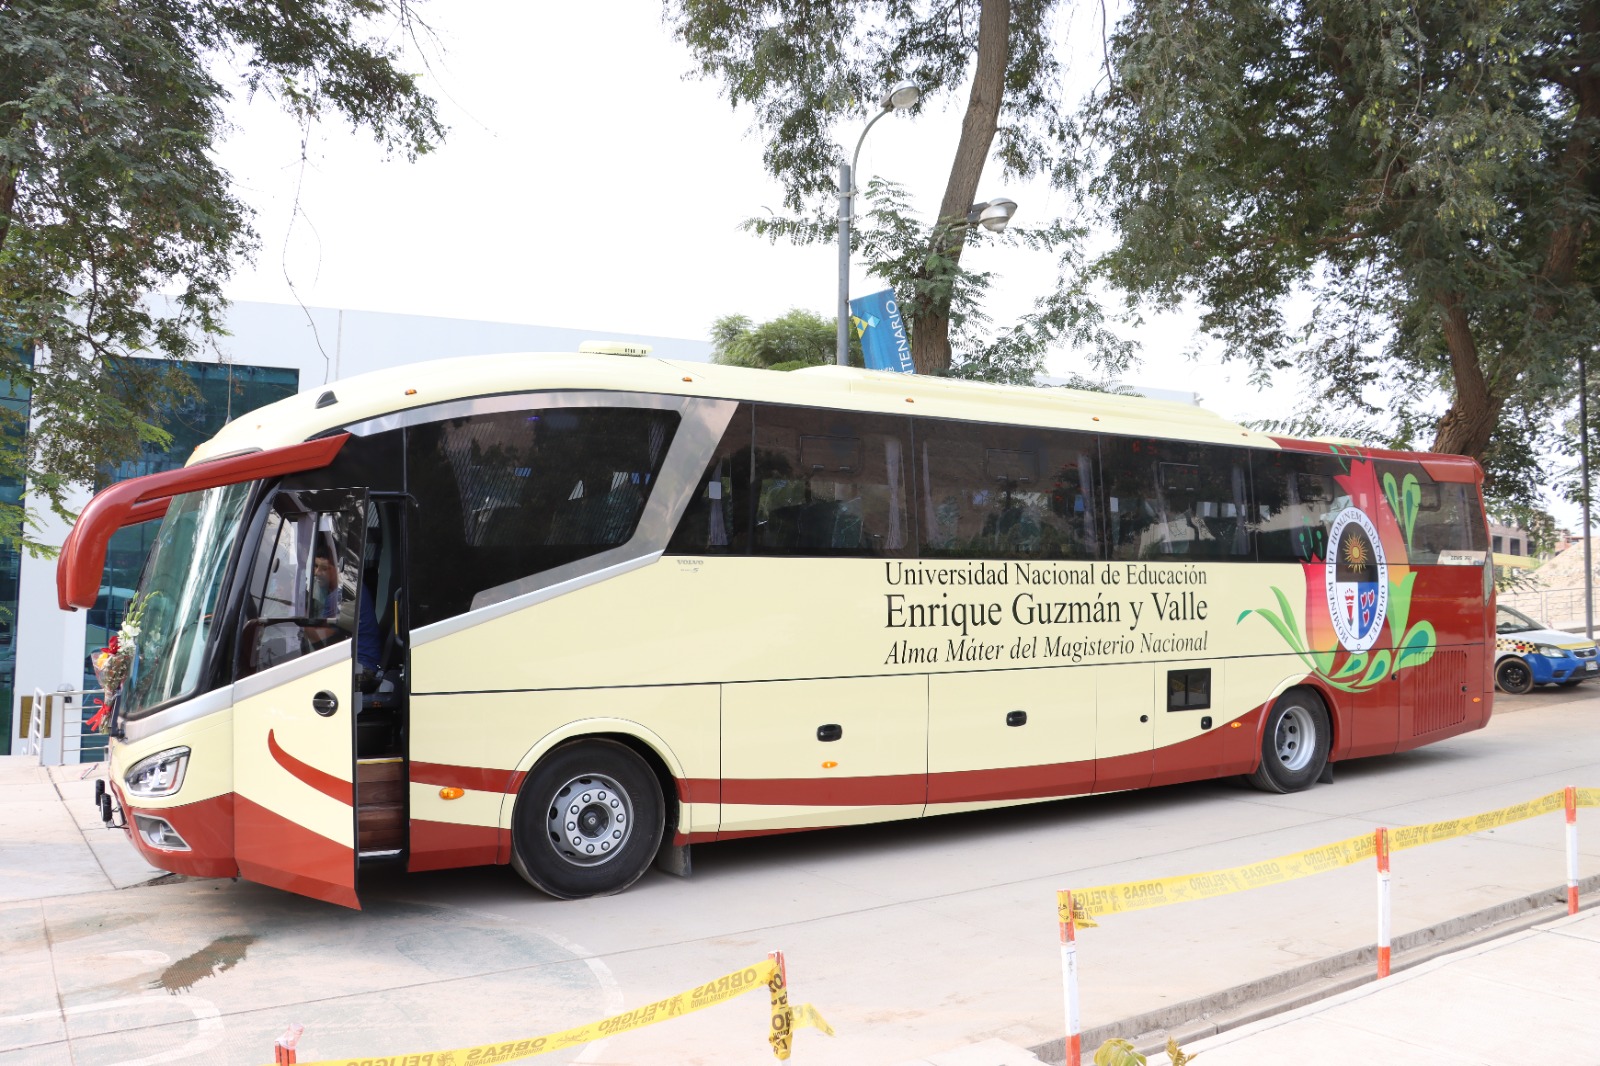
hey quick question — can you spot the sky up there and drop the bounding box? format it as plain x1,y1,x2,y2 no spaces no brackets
211,4,1593,533
212,1,1317,430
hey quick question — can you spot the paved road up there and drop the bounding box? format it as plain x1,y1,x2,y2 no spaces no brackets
3,683,1597,1065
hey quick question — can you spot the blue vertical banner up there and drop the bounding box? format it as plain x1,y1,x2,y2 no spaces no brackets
849,289,914,373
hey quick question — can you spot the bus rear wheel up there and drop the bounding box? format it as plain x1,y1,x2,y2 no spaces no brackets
511,740,664,899
1245,689,1330,794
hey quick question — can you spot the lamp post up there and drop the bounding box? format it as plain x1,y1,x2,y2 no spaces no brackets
964,197,1018,234
838,83,921,366
1583,347,1594,639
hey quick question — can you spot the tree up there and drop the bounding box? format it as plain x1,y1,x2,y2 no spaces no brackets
1088,0,1600,500
670,0,1124,382
0,0,444,549
710,307,856,371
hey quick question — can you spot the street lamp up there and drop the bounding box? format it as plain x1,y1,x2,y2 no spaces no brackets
838,82,921,366
965,197,1018,234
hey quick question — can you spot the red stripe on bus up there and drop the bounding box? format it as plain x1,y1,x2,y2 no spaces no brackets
677,778,721,804
267,730,351,806
409,761,527,795
408,818,507,872
719,773,926,807
929,761,1097,804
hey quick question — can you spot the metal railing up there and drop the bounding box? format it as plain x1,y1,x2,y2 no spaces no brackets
1498,586,1597,634
23,687,108,766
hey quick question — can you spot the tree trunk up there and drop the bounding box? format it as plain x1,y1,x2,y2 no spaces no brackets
910,0,1010,375
1430,292,1503,460
0,167,14,254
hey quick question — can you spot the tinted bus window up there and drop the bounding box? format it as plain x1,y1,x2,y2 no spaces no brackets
917,418,1099,560
752,405,911,556
1375,461,1488,562
406,406,679,627
1251,450,1350,562
667,403,753,555
1102,438,1251,560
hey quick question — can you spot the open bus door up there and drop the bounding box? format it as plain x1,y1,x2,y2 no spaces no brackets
232,488,369,908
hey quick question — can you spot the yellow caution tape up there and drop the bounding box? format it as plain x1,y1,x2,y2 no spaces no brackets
1056,893,1099,928
282,958,832,1065
1068,832,1377,920
1066,787,1599,924
1389,790,1564,851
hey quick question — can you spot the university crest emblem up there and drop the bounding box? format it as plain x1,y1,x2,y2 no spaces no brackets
1325,507,1387,652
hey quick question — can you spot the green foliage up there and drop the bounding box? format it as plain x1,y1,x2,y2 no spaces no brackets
0,1,444,551
1088,0,1600,498
1094,1036,1196,1065
745,179,1134,385
709,308,857,369
671,0,1130,384
671,0,1070,212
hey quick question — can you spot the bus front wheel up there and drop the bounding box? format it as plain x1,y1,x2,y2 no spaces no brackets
511,740,664,899
1245,689,1330,794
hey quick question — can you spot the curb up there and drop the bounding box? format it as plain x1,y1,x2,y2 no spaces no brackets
1030,874,1600,1065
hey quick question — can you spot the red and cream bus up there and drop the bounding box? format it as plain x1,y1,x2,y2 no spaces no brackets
60,350,1494,907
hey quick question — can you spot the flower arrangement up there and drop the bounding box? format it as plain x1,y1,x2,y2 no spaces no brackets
91,592,150,699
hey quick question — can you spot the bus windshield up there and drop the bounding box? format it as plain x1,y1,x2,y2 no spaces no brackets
122,482,253,719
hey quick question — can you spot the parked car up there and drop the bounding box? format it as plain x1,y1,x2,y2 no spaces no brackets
1494,604,1600,694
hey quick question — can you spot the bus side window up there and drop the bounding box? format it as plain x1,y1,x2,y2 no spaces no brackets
916,418,1099,560
666,403,753,555
405,405,681,628
751,405,910,557
1102,437,1251,561
1377,462,1487,563
1251,451,1344,563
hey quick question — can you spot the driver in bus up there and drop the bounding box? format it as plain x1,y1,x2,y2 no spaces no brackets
306,551,382,689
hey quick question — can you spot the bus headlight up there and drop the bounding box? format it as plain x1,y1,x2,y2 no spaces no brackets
125,747,190,798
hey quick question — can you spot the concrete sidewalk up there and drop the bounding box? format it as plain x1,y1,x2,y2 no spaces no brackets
1,748,1594,1065
1146,908,1600,1065
0,756,164,905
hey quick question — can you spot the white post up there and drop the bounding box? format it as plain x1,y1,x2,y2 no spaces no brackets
1376,828,1392,978
1568,787,1581,916
1057,891,1082,1064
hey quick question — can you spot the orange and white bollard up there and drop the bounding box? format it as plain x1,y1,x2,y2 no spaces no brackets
767,949,792,1061
1057,890,1082,1065
1375,827,1391,979
1567,787,1580,916
273,1023,304,1065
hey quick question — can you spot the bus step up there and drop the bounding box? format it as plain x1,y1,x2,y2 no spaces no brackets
358,802,405,852
356,757,404,806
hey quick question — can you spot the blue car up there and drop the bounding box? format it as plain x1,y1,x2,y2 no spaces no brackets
1495,604,1600,694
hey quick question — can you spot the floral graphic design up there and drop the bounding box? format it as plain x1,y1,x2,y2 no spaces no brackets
1238,455,1437,693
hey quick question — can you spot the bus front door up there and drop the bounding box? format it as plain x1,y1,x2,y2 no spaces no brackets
232,488,369,909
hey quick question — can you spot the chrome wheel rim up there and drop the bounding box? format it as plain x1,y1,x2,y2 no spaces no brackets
1273,704,1316,772
546,773,633,867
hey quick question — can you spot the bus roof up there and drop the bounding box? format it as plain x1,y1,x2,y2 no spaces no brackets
190,352,1275,465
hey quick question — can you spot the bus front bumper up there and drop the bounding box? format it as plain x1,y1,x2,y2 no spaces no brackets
104,782,241,880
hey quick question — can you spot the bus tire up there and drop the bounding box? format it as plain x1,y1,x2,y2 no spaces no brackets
1494,657,1535,695
1245,689,1330,794
511,740,664,900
